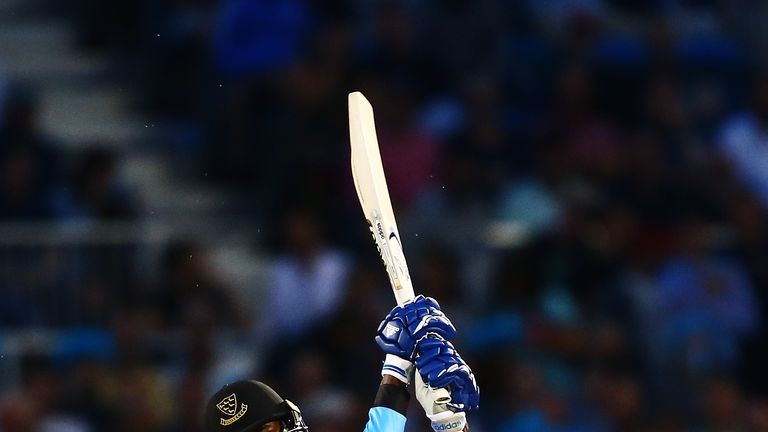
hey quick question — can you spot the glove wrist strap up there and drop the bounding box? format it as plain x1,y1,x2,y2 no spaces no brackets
382,354,413,384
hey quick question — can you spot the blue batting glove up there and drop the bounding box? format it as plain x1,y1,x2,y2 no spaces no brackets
375,295,457,360
415,337,480,411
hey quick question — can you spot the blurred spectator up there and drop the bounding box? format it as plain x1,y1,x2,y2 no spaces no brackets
1,354,60,431
592,372,645,431
749,399,768,431
140,0,217,116
0,71,9,125
172,318,218,432
416,245,463,309
287,351,359,432
622,216,762,411
68,0,142,52
3,1,768,431
213,0,311,78
55,148,139,221
0,146,51,219
718,71,768,208
655,219,759,375
499,359,599,432
264,210,351,342
112,363,173,432
156,240,243,328
365,81,441,210
317,263,391,393
693,376,748,431
0,85,60,220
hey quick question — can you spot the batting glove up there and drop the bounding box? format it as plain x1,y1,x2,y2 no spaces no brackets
414,337,480,411
375,295,457,361
415,369,468,432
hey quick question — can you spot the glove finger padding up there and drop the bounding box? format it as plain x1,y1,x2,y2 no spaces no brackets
451,381,480,412
405,297,456,341
416,337,457,360
414,338,458,386
415,337,480,411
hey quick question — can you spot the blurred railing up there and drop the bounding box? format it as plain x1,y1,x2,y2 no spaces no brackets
0,221,165,246
0,220,259,326
0,219,265,388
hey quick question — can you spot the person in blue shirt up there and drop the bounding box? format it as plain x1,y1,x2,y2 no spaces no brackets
202,296,479,432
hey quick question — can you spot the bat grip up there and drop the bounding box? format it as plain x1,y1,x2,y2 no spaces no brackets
394,286,416,306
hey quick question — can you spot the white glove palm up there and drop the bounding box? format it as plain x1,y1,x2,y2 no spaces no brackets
414,370,467,431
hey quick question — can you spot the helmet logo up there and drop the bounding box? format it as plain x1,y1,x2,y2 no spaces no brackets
216,393,248,426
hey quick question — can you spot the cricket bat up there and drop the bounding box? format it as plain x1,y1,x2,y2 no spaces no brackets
348,91,415,306
349,91,455,408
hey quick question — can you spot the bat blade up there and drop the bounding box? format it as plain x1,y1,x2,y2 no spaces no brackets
349,91,415,305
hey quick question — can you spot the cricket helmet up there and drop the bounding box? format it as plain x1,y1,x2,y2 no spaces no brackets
204,380,308,432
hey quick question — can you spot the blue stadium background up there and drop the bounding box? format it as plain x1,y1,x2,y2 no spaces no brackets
1,0,768,430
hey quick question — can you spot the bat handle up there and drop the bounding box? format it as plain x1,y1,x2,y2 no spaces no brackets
394,284,416,305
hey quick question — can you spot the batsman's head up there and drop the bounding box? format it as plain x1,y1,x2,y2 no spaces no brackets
204,380,308,432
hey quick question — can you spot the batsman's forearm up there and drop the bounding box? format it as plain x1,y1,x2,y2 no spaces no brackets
380,375,405,387
374,376,410,416
362,376,410,432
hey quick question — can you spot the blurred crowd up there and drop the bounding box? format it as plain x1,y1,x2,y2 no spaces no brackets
3,0,768,431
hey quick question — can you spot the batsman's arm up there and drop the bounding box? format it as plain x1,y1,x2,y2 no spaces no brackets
363,375,410,432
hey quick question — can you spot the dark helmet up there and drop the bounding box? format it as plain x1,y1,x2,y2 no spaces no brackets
204,380,308,432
